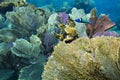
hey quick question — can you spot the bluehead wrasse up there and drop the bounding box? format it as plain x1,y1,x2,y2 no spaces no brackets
75,18,91,24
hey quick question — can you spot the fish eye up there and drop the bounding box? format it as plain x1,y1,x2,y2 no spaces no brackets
79,18,82,22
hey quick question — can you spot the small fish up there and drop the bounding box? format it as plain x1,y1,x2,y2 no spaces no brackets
75,18,91,24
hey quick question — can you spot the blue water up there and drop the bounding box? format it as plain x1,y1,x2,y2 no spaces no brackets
26,0,120,22
94,0,120,22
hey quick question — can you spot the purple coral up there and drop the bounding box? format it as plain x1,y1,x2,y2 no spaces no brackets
93,31,119,37
57,12,69,24
43,32,58,56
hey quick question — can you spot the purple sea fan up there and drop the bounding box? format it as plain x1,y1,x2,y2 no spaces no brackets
93,31,119,37
57,12,69,24
43,32,58,56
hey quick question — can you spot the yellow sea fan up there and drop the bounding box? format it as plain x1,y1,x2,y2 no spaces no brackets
42,36,120,80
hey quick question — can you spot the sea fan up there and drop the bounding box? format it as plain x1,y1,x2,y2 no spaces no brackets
42,36,120,80
43,31,58,56
93,31,119,37
86,8,115,38
57,12,69,24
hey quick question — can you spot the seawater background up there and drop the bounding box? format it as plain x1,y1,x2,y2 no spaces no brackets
94,0,120,22
26,0,120,22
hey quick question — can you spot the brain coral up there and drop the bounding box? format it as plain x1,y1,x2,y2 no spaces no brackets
42,36,120,80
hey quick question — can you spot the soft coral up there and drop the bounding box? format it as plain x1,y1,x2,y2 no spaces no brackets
86,8,115,38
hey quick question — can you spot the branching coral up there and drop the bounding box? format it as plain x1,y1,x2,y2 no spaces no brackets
42,36,120,80
54,19,78,43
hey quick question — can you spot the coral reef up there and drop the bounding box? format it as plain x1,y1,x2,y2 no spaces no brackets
54,19,78,43
18,53,46,80
93,31,119,37
1,0,25,2
0,2,53,60
43,31,58,55
0,35,47,80
0,0,118,80
11,35,46,80
42,36,120,80
48,13,58,26
5,5,49,39
0,5,49,79
69,7,88,37
43,12,65,55
86,8,115,38
0,0,28,14
0,69,14,80
0,49,24,80
0,1,51,40
0,14,6,29
0,28,16,42
57,12,69,24
0,2,15,15
53,7,115,42
11,35,44,59
18,64,43,80
0,42,10,55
